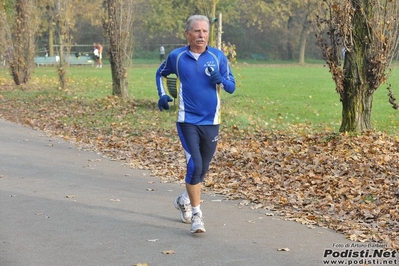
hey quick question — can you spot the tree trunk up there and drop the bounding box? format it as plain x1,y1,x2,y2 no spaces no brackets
55,0,72,91
286,42,293,60
110,57,129,97
209,1,217,47
339,0,373,132
10,0,36,85
103,0,134,98
57,42,68,90
298,16,309,64
340,53,373,132
298,24,308,64
49,24,54,57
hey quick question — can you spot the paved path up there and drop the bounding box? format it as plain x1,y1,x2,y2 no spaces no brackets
0,118,354,266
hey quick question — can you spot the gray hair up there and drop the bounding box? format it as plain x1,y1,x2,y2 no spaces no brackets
185,15,210,31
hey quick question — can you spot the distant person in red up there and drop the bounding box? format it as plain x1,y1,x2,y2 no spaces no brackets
93,42,103,68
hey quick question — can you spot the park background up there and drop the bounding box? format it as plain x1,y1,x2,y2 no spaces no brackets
24,0,334,63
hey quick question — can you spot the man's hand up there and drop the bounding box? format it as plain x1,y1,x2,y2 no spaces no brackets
158,95,173,111
208,67,223,85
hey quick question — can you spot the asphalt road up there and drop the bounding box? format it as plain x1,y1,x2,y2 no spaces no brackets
0,118,358,266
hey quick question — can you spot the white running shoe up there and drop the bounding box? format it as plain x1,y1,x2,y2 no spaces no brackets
191,213,206,233
173,195,192,224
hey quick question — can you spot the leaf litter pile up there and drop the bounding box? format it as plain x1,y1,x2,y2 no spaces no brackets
0,87,398,250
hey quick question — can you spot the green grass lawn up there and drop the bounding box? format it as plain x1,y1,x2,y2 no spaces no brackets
1,61,398,134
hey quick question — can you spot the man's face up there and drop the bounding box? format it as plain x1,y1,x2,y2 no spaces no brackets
185,20,209,52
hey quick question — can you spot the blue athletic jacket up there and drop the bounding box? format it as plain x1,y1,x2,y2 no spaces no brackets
156,45,235,125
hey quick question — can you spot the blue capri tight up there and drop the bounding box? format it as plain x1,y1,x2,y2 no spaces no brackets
176,123,219,185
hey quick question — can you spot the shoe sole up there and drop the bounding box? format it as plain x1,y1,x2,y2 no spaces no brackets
191,228,206,234
173,197,191,224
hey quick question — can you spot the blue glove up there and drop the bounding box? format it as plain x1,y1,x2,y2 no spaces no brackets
158,95,173,111
208,67,223,85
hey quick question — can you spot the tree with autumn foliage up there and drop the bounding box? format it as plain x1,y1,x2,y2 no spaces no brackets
316,0,399,133
37,0,102,58
52,0,75,89
0,1,12,64
2,0,39,85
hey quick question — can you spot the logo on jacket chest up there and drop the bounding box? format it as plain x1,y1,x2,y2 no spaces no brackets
205,61,217,76
204,61,216,68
